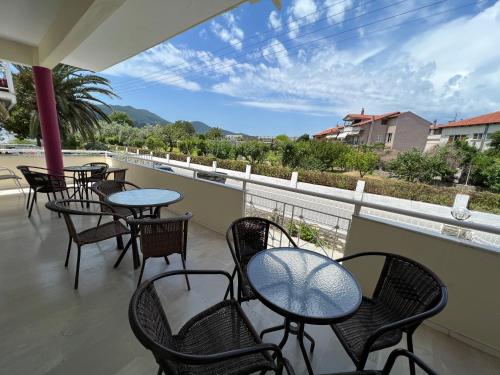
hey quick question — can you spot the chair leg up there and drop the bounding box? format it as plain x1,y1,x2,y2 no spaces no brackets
114,239,132,268
164,256,170,265
181,254,190,290
407,333,416,375
137,258,147,287
28,191,37,217
74,245,81,290
224,267,237,300
26,188,32,209
65,238,72,267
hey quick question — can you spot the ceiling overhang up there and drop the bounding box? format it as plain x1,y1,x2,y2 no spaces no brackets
0,0,250,71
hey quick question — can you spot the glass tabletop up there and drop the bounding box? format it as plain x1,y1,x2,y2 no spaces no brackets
64,165,102,172
106,188,183,208
247,248,362,323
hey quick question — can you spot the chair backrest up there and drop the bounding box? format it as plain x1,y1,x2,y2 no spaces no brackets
227,217,298,267
373,254,446,326
84,162,108,179
17,165,39,187
111,169,126,181
46,199,117,242
129,281,177,372
91,180,139,198
135,213,192,258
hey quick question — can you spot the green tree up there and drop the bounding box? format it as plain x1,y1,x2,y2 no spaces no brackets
206,127,224,140
489,130,500,152
145,134,165,151
109,111,134,127
310,141,350,171
275,134,290,142
208,140,234,159
296,133,310,142
280,141,305,168
347,147,379,177
196,138,209,156
240,141,269,165
470,153,500,192
4,64,116,145
178,138,197,155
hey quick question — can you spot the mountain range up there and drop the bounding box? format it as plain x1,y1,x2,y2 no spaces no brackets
99,104,236,135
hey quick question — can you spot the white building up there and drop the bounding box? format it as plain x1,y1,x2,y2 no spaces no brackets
433,111,500,150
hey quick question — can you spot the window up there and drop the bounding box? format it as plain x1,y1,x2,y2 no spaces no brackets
448,134,467,143
376,135,383,142
472,133,483,140
386,133,393,143
381,119,388,125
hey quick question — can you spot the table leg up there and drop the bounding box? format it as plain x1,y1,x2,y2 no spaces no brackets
297,323,314,375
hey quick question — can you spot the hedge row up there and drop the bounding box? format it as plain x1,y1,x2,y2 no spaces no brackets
116,148,500,214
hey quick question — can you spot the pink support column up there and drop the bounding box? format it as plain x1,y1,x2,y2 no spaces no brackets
32,66,64,175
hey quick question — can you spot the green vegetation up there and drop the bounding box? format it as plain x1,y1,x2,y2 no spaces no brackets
4,64,116,146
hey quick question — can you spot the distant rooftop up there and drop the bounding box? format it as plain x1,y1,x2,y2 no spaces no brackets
438,111,500,128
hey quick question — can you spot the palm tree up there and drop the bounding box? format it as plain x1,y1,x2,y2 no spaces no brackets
8,64,117,145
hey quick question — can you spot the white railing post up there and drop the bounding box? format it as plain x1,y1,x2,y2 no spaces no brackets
136,149,139,155
245,165,252,179
290,171,298,188
354,180,365,215
166,153,170,163
212,160,217,172
186,156,191,167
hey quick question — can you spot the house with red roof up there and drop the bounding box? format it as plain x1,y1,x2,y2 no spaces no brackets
314,109,431,151
431,111,500,150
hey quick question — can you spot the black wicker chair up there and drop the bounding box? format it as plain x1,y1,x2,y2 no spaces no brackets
46,199,131,289
119,213,193,287
129,269,295,375
323,349,437,375
17,165,73,217
91,179,141,217
83,162,109,183
331,252,447,375
225,217,298,303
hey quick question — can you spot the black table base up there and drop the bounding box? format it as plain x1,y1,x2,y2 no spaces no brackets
261,318,316,374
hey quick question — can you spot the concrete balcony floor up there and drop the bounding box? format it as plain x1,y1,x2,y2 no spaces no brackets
1,193,499,375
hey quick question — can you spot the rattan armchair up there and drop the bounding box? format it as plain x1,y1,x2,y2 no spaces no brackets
17,165,74,217
79,162,108,199
323,349,437,375
129,269,295,375
331,252,447,375
46,199,131,289
91,179,141,218
225,217,298,302
120,213,193,287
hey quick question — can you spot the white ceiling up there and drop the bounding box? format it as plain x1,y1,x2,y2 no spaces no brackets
0,0,65,46
0,0,249,71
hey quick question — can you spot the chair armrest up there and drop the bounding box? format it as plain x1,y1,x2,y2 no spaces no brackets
144,269,234,300
335,251,392,263
383,349,437,375
170,342,284,366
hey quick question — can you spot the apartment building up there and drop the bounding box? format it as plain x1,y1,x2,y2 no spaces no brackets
315,109,431,151
431,111,500,150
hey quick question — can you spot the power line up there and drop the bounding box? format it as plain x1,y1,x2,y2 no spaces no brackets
112,0,393,89
116,0,452,94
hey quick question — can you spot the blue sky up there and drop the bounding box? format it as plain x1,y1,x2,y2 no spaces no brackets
101,0,500,136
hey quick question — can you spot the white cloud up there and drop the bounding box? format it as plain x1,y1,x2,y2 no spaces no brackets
287,0,320,38
106,2,500,122
324,0,353,23
211,13,245,50
268,10,283,31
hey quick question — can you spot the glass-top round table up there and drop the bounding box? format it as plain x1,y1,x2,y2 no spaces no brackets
64,165,102,172
247,247,362,374
106,188,183,209
105,188,183,269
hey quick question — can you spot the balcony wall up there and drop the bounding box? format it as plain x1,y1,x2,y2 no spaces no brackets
0,154,106,187
345,214,500,359
108,158,244,235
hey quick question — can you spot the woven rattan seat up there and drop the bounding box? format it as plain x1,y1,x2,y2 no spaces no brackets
129,270,295,375
331,252,447,375
46,199,131,289
78,220,130,245
225,217,298,303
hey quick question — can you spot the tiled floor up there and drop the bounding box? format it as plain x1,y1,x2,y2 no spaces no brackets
1,193,499,375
